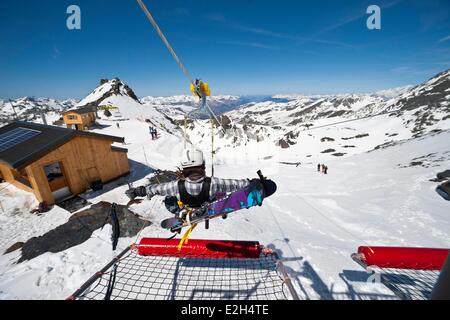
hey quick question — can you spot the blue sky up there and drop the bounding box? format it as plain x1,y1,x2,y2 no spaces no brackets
1,0,449,99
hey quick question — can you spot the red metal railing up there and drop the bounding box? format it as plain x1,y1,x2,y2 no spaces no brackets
137,238,262,259
357,246,449,270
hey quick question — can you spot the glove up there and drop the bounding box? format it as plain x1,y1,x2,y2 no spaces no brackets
125,186,147,200
164,196,181,214
248,178,263,192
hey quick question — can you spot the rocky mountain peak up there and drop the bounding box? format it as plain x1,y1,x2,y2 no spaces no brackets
77,78,140,108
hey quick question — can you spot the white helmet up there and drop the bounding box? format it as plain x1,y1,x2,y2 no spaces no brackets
180,148,205,169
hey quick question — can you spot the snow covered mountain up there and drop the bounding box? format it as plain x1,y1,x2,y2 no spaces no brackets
1,70,450,300
0,97,77,125
1,69,448,160
373,85,414,99
76,78,140,108
140,95,246,120
185,69,450,163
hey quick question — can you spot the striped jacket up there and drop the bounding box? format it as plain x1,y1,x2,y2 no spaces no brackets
145,176,249,199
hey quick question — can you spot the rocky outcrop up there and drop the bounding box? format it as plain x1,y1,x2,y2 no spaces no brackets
278,139,290,149
6,202,150,263
214,115,232,130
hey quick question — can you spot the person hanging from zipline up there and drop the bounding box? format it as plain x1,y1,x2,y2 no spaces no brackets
125,147,252,215
128,0,276,245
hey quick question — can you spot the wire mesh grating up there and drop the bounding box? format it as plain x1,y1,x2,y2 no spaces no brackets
74,248,292,300
367,266,440,300
352,254,441,300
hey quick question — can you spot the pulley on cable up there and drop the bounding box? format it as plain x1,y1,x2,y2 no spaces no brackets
136,0,226,180
188,79,211,120
136,0,225,134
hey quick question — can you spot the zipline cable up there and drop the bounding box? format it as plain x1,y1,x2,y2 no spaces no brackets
136,0,193,83
136,0,226,136
211,118,215,177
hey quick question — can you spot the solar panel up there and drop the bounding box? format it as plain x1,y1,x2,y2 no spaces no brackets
0,127,41,152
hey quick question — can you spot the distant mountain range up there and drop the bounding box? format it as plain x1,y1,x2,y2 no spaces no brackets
0,97,78,125
1,69,449,160
185,69,450,159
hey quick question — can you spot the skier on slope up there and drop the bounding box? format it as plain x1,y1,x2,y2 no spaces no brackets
149,126,155,140
125,148,252,211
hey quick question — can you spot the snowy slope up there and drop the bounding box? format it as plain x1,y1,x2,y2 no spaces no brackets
74,78,182,135
1,116,449,299
0,70,449,300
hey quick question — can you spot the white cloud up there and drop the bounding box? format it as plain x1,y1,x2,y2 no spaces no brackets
439,35,450,43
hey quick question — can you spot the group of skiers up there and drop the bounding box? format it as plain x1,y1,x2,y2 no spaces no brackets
149,126,158,140
317,163,329,174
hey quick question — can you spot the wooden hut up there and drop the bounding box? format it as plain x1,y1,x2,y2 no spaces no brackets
0,121,129,205
62,105,97,131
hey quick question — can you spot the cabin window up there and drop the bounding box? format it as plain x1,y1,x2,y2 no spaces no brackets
67,115,77,120
44,162,64,182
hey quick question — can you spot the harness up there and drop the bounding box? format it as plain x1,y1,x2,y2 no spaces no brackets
178,178,211,208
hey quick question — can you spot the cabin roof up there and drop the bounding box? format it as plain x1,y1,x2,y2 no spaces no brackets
0,121,125,169
63,105,96,115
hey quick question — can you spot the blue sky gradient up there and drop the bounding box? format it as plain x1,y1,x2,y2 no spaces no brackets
1,0,449,99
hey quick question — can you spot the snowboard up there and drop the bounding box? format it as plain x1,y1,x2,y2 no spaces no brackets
161,171,277,232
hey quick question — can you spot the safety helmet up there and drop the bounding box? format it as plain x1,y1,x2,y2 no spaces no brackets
180,148,205,169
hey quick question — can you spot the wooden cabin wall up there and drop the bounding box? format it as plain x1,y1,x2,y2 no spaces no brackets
84,112,96,126
0,164,14,182
23,136,129,204
111,151,130,180
63,113,82,126
63,112,96,130
0,164,34,193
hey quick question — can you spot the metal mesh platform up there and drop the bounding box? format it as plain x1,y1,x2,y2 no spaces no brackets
352,246,449,300
69,239,298,300
363,266,440,300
